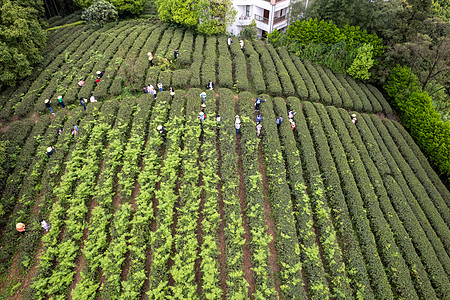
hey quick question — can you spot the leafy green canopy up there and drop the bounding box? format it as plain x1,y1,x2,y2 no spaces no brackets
0,0,47,89
155,0,236,35
268,19,384,79
384,65,450,177
74,0,142,15
81,0,118,25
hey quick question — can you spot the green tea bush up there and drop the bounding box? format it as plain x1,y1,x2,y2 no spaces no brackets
253,41,282,96
258,94,307,299
229,36,249,91
334,108,419,299
275,97,336,299
278,48,308,99
367,84,392,114
314,64,342,107
357,82,382,112
201,36,217,88
323,68,352,109
244,42,265,94
177,30,194,67
291,55,319,101
217,36,233,88
355,115,445,299
265,44,295,97
190,35,204,87
130,25,164,91
391,121,449,201
172,69,190,89
303,60,332,105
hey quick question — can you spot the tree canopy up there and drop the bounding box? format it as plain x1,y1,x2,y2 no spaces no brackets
0,0,47,89
155,0,236,35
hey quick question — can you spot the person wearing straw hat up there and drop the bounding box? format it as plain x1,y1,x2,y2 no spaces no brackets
57,96,65,109
16,223,25,234
46,146,55,157
44,99,55,115
96,71,104,78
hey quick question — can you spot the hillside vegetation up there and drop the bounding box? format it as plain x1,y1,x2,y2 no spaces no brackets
0,18,449,300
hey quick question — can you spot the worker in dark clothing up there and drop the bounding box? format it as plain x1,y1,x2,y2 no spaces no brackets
255,97,266,111
157,125,167,141
46,146,55,157
276,116,283,129
174,49,179,60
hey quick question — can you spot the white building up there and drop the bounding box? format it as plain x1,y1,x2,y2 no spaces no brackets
228,0,290,39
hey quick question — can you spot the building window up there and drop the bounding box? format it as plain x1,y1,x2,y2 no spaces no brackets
246,5,250,17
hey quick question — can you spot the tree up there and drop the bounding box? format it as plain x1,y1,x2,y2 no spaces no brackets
109,0,142,14
0,0,47,89
75,0,141,14
385,18,450,92
239,19,257,41
347,43,374,80
82,0,118,26
155,0,236,34
305,0,400,36
197,0,237,35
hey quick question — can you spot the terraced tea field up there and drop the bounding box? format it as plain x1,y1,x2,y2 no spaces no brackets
0,18,449,300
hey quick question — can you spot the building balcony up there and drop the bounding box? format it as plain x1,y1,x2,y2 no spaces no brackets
273,15,286,25
254,14,269,25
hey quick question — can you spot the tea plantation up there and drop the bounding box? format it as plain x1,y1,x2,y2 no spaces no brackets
0,17,449,300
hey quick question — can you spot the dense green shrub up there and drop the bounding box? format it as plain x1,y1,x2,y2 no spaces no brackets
244,42,265,94
0,0,47,89
190,35,204,87
217,36,233,88
391,121,449,202
303,60,332,105
334,108,419,299
356,115,447,299
177,30,194,67
229,36,249,91
81,0,119,25
367,84,392,114
253,41,282,95
314,64,342,107
265,44,295,97
172,69,190,89
258,94,307,299
278,48,308,99
384,65,450,177
291,55,319,101
281,19,384,79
